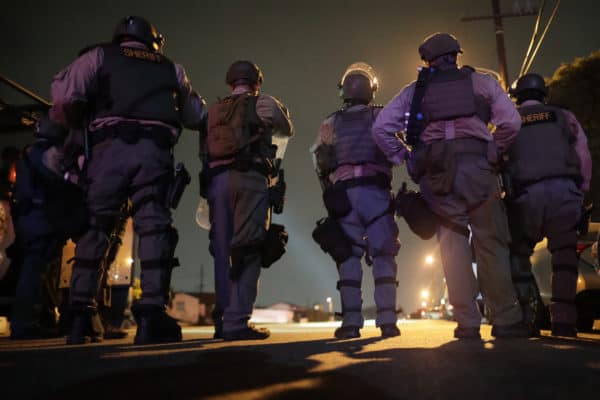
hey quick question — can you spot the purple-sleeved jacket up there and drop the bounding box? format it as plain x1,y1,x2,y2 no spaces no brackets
50,41,206,135
372,70,521,165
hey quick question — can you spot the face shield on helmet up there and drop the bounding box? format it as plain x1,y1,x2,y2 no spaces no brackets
338,62,379,103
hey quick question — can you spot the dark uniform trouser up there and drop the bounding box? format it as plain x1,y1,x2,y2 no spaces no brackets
208,169,270,333
337,184,399,328
12,208,58,331
70,136,173,309
508,178,582,326
422,154,522,328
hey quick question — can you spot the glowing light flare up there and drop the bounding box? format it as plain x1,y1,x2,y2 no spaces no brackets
420,289,429,299
425,255,434,265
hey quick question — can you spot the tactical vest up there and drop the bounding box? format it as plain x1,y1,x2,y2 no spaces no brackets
421,67,490,126
333,106,392,171
206,94,269,160
506,104,581,187
93,45,181,127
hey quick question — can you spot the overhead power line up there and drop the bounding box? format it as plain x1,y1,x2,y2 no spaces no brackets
522,0,561,76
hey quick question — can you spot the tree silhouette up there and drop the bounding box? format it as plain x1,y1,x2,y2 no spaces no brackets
547,50,600,220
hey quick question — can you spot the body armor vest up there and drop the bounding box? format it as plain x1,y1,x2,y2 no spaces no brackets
421,67,490,127
93,45,181,127
506,104,581,187
333,106,392,171
206,94,271,161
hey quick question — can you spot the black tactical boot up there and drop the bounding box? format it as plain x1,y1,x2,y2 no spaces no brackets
213,322,223,339
103,324,128,340
66,306,104,345
223,323,270,341
454,325,481,339
491,321,531,338
380,324,401,338
334,325,361,339
551,323,577,338
133,304,182,345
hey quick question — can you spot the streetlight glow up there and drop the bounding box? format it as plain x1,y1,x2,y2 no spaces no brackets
425,255,434,265
420,289,429,299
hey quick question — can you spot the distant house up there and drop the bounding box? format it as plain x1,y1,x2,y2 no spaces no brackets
167,292,216,325
250,302,309,324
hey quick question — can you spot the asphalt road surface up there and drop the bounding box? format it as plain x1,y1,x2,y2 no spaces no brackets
1,320,599,400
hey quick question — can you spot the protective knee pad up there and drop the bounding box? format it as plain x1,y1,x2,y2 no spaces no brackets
139,260,173,305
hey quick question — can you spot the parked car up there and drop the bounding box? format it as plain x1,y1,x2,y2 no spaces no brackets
528,222,600,332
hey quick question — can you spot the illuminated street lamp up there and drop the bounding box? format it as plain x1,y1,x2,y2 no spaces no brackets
425,255,434,265
420,289,429,300
326,297,333,321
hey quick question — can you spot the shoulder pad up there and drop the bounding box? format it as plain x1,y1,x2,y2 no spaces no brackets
369,104,384,109
78,42,111,57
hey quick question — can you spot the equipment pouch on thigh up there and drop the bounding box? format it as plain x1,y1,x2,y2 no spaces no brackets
261,223,288,268
312,217,353,264
425,140,455,195
269,170,286,214
322,185,352,218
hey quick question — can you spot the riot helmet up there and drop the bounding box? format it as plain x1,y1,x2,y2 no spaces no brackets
113,16,165,52
509,73,547,104
418,33,463,62
338,62,379,104
226,61,264,87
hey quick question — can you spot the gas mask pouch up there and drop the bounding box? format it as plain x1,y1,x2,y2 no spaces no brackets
261,223,288,268
312,217,353,264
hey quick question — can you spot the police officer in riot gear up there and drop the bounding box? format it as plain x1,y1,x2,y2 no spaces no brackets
9,118,88,339
373,33,529,339
506,73,592,337
312,63,400,339
50,16,206,345
201,60,293,341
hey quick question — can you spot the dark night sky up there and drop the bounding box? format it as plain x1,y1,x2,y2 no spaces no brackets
1,0,599,313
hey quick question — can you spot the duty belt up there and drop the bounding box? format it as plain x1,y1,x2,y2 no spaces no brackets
333,173,391,190
205,158,272,181
90,123,175,149
442,137,489,156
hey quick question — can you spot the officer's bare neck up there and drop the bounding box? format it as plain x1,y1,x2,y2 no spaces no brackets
230,84,259,96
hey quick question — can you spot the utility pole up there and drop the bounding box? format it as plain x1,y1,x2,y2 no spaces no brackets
461,0,539,89
200,263,204,293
